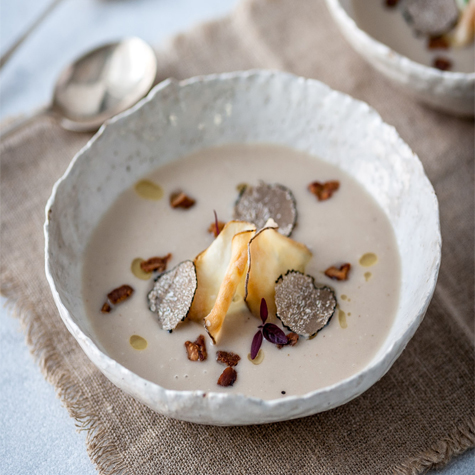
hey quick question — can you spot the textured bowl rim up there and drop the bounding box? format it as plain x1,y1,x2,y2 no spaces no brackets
325,0,475,83
44,70,441,425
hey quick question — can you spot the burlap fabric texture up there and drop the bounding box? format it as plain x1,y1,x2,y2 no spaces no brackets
1,0,474,473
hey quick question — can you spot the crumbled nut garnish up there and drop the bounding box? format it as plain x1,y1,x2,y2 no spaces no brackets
385,0,399,7
217,366,237,387
428,36,450,49
140,254,172,273
287,332,299,346
170,191,196,209
108,284,134,304
433,57,452,71
184,342,200,361
308,181,340,201
324,263,351,281
277,332,299,349
195,335,207,360
184,334,207,362
101,285,134,313
216,351,241,367
208,221,226,237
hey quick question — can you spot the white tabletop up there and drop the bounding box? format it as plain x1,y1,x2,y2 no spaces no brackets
0,1,473,473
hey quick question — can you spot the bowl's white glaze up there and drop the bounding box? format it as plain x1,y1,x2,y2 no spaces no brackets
45,71,441,425
325,0,475,117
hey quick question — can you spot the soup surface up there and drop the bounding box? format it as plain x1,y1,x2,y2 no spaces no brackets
83,144,401,400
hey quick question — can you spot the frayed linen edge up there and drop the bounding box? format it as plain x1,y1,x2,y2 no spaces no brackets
394,416,475,475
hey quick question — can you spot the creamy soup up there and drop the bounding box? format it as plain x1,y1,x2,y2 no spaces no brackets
83,144,401,400
352,0,474,73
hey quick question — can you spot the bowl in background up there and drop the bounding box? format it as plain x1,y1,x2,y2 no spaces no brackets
45,70,441,425
325,0,475,117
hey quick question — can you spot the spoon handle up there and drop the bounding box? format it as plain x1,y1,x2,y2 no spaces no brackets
0,106,55,142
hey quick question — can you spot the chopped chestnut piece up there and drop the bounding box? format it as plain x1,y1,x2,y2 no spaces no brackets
325,263,351,281
170,191,196,209
107,285,134,304
101,284,134,313
308,181,340,201
277,332,299,349
217,366,237,387
208,221,226,238
286,332,299,346
428,36,450,49
433,57,452,71
140,253,172,273
216,351,241,367
184,341,200,361
184,335,207,362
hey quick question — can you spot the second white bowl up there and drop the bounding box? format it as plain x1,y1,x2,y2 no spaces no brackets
325,0,475,117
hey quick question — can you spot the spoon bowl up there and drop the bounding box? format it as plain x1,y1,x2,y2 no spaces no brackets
52,37,157,131
0,37,157,138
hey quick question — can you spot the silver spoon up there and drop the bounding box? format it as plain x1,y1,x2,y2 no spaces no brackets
1,37,157,139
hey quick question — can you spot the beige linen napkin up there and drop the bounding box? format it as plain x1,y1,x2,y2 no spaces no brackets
1,0,474,473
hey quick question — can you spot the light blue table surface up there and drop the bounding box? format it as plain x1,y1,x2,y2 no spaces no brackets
0,1,473,473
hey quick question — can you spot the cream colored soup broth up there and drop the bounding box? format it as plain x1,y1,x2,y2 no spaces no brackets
82,144,401,400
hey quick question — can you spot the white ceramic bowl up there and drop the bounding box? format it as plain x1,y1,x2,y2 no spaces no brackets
325,0,475,117
45,71,441,426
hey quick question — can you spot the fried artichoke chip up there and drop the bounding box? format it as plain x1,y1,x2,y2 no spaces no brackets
188,221,256,322
204,229,256,343
245,226,312,319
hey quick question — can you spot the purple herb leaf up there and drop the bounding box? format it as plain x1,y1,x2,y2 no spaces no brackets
213,210,221,237
260,298,268,324
262,323,288,345
250,330,263,359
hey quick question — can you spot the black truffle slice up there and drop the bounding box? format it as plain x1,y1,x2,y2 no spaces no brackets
275,270,337,338
147,260,197,331
234,182,297,237
401,0,459,36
